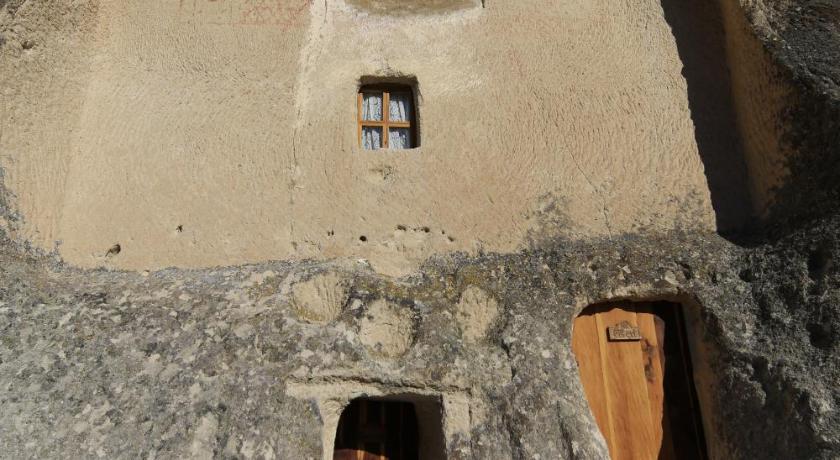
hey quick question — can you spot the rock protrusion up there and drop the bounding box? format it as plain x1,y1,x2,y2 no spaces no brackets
291,272,349,324
455,286,500,344
358,299,414,358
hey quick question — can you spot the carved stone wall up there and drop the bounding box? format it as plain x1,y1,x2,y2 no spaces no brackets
0,0,838,458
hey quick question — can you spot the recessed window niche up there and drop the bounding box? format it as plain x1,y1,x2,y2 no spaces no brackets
357,78,419,150
285,380,466,460
333,396,445,460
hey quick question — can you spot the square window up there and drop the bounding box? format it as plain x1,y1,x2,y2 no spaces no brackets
358,85,417,150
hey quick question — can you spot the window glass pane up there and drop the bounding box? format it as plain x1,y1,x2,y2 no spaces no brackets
389,128,411,149
388,93,412,122
361,93,383,121
362,126,382,150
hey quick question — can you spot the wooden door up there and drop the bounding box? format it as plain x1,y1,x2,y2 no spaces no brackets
333,400,418,460
572,302,707,460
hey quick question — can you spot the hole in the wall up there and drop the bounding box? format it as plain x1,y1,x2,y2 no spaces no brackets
806,322,834,350
105,243,121,257
738,268,754,283
807,246,832,280
359,235,368,242
679,262,694,280
333,396,446,460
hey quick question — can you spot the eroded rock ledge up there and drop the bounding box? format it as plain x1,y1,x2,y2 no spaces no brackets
1,224,837,459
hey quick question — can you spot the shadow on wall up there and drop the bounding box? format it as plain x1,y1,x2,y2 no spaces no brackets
660,0,754,237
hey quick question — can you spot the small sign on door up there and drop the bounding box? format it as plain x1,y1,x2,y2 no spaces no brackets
607,321,642,341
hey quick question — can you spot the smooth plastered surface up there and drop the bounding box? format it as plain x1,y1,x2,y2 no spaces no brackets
2,0,717,275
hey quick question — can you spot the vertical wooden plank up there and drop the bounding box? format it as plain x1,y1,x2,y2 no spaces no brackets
599,306,658,460
637,306,675,460
594,311,620,458
573,309,616,454
357,92,363,148
383,91,390,149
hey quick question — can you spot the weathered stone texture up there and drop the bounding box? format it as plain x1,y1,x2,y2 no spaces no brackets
1,0,839,459
1,223,838,458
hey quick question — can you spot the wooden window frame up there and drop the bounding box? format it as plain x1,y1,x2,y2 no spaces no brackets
357,85,417,150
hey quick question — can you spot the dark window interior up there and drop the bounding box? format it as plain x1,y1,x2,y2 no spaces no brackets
334,399,419,460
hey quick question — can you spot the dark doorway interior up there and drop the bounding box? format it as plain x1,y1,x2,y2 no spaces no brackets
334,399,419,460
657,304,708,460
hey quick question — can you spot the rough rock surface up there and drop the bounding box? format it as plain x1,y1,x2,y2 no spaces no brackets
1,0,839,459
1,219,838,459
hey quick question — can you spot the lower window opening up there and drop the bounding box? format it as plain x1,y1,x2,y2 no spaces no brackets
334,399,418,460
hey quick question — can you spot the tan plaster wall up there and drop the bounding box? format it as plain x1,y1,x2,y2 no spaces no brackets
0,0,99,248
346,0,479,15
721,0,793,218
2,0,718,275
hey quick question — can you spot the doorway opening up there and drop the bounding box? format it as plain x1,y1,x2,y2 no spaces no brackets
572,300,708,460
334,398,432,460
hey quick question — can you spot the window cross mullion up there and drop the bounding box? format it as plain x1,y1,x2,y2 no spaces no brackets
383,91,390,149
358,85,415,150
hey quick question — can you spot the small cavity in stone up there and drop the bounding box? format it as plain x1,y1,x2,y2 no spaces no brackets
739,269,754,283
105,244,121,257
807,247,832,280
806,322,834,350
